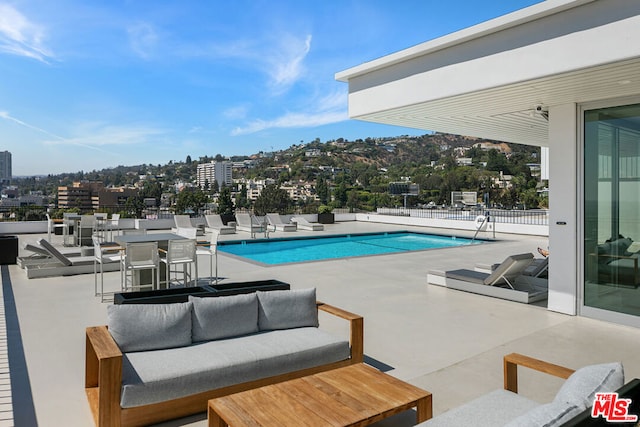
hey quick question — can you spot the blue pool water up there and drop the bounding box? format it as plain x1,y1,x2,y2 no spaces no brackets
217,231,481,265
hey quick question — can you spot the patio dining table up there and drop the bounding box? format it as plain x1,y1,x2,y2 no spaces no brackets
114,232,187,250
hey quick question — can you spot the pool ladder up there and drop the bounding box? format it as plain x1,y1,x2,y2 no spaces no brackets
472,214,494,242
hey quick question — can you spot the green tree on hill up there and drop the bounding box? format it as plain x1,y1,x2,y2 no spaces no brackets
235,184,250,210
316,175,330,205
175,187,209,215
217,186,234,215
253,184,292,215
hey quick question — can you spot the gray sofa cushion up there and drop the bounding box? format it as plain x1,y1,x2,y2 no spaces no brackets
417,389,539,427
554,362,624,409
189,293,258,342
598,238,633,262
504,401,583,427
257,288,318,331
107,302,192,353
120,327,350,408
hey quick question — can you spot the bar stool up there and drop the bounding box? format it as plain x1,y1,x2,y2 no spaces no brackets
196,230,219,285
160,239,197,288
107,213,121,240
121,241,160,292
93,236,122,302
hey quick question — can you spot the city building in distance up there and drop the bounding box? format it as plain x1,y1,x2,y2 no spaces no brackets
197,161,232,190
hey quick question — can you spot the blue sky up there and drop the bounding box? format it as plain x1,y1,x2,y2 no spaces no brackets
0,0,543,176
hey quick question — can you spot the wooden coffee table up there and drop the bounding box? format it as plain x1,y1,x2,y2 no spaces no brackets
208,363,432,426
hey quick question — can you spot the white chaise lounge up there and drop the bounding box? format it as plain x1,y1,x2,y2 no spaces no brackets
19,238,120,279
266,213,297,232
21,241,82,259
427,253,548,304
171,215,203,236
204,214,236,235
291,216,324,231
235,213,265,237
476,255,549,278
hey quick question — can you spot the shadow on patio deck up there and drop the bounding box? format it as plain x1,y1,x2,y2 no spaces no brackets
2,265,37,426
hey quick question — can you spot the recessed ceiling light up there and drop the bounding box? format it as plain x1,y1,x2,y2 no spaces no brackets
618,80,632,85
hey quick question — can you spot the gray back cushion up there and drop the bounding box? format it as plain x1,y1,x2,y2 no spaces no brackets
554,362,624,409
190,294,259,342
107,302,192,353
257,288,318,331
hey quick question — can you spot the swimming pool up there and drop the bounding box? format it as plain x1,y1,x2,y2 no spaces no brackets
217,231,482,265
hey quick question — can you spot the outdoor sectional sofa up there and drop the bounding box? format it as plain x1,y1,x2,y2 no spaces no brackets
85,288,363,427
417,353,628,426
591,236,640,287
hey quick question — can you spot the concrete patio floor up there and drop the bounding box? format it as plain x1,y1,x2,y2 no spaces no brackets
4,221,640,426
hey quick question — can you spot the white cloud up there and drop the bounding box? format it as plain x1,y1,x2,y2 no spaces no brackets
1,111,164,156
0,110,64,140
230,89,348,135
44,122,165,148
127,22,159,59
266,34,312,94
185,32,312,96
0,3,54,62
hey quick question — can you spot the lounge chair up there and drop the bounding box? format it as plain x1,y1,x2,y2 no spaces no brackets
235,213,265,237
476,255,548,278
266,213,297,232
291,216,324,231
19,239,120,279
21,241,82,259
430,253,548,304
523,256,548,277
172,215,203,236
204,214,236,235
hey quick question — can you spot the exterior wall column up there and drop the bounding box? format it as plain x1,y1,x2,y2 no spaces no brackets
547,103,578,315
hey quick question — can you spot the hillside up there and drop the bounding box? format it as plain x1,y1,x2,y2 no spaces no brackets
10,132,545,212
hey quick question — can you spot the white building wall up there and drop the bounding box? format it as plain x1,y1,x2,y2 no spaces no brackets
197,162,232,189
547,103,578,315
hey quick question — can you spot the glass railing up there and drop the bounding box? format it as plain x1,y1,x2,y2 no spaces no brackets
376,207,549,226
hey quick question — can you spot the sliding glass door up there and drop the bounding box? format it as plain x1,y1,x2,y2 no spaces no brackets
584,103,640,317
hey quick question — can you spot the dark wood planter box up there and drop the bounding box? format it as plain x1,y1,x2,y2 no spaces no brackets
317,213,335,224
220,213,236,225
0,235,18,265
113,279,290,304
114,286,211,304
212,280,290,297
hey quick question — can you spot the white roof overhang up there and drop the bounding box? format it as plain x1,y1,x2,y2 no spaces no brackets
335,0,640,147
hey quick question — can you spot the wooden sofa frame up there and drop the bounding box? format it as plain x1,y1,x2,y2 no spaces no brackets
503,353,575,393
85,302,363,427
